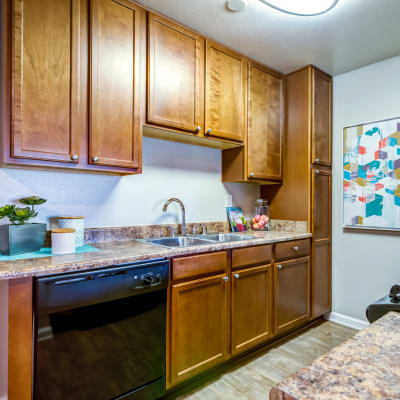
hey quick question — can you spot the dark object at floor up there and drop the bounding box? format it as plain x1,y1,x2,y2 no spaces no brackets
366,287,400,323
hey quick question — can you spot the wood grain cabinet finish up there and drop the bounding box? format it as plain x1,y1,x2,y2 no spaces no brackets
90,0,142,169
312,168,332,317
274,239,310,261
11,0,81,163
231,264,273,355
247,62,284,181
232,244,272,269
274,256,310,335
147,13,204,134
312,68,332,166
169,274,230,386
205,41,247,142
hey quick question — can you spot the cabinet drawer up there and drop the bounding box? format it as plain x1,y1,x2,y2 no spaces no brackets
232,245,272,269
274,239,310,261
172,251,228,281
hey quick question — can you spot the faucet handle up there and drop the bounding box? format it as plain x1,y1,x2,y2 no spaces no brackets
169,226,177,237
202,226,207,235
192,225,199,236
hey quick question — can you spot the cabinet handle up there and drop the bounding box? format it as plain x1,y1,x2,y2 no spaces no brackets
315,158,320,163
196,126,201,132
249,172,254,177
293,246,299,251
71,154,79,161
206,128,212,134
92,156,99,162
277,264,282,270
234,273,240,279
223,276,229,282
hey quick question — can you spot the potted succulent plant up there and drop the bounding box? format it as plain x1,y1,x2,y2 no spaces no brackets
0,196,47,255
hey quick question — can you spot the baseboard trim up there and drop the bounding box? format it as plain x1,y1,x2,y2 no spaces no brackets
324,312,369,330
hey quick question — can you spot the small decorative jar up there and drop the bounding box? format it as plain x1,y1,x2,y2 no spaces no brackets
51,228,76,255
58,216,85,248
251,199,270,231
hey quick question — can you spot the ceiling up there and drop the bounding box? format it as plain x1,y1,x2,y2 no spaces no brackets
137,0,400,76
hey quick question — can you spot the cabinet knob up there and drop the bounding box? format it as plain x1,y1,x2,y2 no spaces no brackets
71,154,79,161
223,276,229,282
92,156,99,162
196,126,201,132
315,170,320,175
234,273,240,279
315,158,320,163
293,246,299,251
249,172,254,177
277,264,282,270
206,128,212,134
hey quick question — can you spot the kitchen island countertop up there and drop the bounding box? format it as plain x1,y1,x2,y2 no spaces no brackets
270,311,400,400
0,231,311,280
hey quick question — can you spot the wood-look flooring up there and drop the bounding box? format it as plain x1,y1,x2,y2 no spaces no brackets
174,321,356,400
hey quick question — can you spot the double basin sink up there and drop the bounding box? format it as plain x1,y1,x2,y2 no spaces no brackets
141,233,254,248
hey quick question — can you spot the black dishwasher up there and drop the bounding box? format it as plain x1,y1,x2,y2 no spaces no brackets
34,259,169,400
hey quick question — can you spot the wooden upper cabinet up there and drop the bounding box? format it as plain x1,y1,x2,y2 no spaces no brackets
205,41,247,142
11,0,81,163
231,264,273,355
169,274,229,386
147,13,204,134
248,62,283,181
274,257,310,335
312,68,332,166
90,0,142,169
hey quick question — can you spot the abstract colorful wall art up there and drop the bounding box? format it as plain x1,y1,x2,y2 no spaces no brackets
343,117,400,230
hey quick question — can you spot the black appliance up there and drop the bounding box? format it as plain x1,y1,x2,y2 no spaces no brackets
34,259,169,400
366,284,400,323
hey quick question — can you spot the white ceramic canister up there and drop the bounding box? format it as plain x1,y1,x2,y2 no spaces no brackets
58,216,85,248
51,229,76,255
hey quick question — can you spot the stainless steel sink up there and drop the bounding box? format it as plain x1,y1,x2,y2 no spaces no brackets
200,233,254,242
140,233,255,248
141,236,213,248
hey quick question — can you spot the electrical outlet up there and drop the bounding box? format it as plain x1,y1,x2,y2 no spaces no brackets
225,194,233,207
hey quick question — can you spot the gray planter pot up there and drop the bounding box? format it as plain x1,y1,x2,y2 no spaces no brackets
0,223,47,256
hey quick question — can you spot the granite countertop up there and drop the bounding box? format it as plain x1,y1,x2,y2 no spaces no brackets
270,312,400,400
0,231,311,280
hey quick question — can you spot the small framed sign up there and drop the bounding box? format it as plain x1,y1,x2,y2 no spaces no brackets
226,207,247,232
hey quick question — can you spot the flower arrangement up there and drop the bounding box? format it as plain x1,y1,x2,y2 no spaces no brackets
0,196,47,225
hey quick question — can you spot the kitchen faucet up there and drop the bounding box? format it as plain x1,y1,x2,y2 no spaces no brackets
162,198,187,236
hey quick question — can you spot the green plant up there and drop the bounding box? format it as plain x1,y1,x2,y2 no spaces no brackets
0,196,47,225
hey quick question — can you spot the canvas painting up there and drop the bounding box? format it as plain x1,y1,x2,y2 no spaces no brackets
343,117,400,230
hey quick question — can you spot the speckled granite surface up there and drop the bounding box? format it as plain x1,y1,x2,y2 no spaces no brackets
270,312,400,400
0,231,311,280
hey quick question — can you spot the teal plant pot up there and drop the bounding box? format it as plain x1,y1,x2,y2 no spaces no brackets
0,223,47,255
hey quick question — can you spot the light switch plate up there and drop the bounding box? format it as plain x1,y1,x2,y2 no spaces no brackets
225,194,233,207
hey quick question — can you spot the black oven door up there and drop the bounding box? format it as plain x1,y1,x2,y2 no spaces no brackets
34,261,168,400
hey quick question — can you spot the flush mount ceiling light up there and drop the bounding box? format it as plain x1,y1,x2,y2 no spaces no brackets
226,0,248,12
259,0,339,16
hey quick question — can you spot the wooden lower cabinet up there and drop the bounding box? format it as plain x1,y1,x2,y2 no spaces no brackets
274,256,311,334
312,239,332,317
169,274,230,386
231,264,273,355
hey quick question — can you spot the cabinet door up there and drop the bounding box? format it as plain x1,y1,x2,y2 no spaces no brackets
274,257,310,334
312,169,332,317
147,13,204,133
90,0,142,169
170,274,229,385
11,0,81,163
205,41,246,142
231,265,273,355
248,62,283,181
312,68,332,166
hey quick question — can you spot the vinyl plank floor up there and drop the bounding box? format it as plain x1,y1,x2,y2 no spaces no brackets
174,321,356,400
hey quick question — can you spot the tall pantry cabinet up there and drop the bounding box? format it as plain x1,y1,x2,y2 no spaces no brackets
261,65,332,319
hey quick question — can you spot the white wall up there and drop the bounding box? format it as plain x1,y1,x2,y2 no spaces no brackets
0,137,259,228
332,55,400,323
